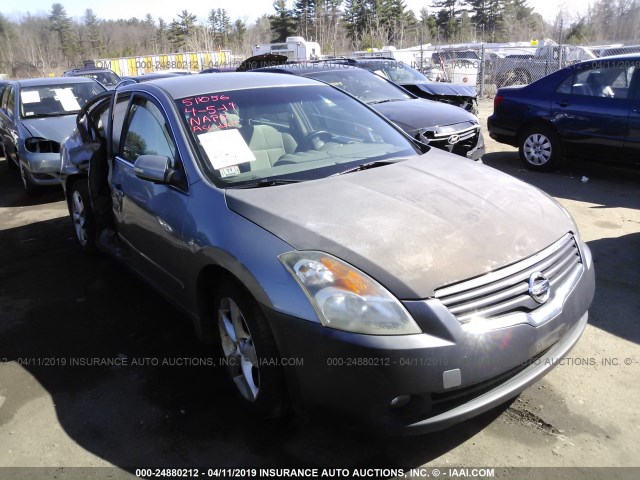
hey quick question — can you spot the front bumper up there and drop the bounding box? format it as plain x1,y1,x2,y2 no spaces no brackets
265,244,595,434
465,130,485,161
19,149,62,186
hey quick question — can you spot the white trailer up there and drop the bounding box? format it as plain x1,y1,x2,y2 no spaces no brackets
252,37,322,61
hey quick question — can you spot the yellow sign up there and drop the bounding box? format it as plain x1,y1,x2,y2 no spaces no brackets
531,39,539,46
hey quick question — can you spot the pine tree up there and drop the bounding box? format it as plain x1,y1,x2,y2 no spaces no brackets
169,10,197,51
209,9,232,48
270,0,296,42
83,9,103,56
49,3,76,60
232,19,247,47
293,0,316,39
156,18,168,52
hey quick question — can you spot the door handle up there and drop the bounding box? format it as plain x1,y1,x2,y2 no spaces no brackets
555,100,569,107
633,108,640,114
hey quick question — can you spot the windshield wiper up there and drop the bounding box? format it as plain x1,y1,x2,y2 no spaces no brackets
331,160,398,176
368,98,404,105
233,178,303,188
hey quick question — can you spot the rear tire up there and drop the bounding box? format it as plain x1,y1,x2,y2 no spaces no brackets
213,283,287,418
68,180,97,254
519,125,562,172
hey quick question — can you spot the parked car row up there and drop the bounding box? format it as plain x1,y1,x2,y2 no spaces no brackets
1,57,486,194
255,63,484,161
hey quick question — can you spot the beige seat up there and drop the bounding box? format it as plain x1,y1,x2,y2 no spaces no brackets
243,125,297,171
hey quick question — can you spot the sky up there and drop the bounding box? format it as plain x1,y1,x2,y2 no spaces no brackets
2,0,593,27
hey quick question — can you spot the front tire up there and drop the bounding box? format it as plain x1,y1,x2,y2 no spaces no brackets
19,163,37,194
519,125,562,172
3,143,17,170
68,180,96,254
213,283,287,418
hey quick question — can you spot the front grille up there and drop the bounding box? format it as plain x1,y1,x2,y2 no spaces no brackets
419,125,480,156
435,233,582,324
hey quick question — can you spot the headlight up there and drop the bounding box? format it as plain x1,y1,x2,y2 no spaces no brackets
25,137,60,154
279,251,421,335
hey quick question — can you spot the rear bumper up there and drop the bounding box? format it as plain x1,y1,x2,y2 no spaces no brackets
265,245,594,434
487,115,519,147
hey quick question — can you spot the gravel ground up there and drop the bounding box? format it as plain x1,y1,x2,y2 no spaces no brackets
0,99,638,479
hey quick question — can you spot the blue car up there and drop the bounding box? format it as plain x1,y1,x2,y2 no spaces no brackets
59,73,594,433
0,77,106,193
488,54,640,171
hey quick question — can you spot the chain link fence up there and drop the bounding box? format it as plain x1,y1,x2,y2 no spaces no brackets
415,42,640,98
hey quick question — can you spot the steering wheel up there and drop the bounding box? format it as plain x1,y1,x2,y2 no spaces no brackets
300,130,333,150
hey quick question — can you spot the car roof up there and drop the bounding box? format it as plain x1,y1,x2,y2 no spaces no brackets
64,68,115,74
121,73,181,82
256,64,360,75
594,52,640,61
12,76,100,87
123,72,327,98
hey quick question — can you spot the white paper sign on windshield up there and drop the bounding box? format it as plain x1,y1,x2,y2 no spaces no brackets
197,129,256,170
53,88,81,111
21,90,41,104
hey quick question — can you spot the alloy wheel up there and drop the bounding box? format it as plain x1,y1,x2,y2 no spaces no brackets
523,133,552,166
71,190,88,246
218,297,260,402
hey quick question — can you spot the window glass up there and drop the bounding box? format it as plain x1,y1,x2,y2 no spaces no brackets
563,65,635,98
307,69,411,104
6,86,15,117
0,86,10,111
84,97,111,142
175,84,418,187
18,82,105,118
122,98,177,163
111,93,130,153
556,73,574,94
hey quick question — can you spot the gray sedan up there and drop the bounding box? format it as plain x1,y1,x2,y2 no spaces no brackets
60,73,594,433
0,77,105,193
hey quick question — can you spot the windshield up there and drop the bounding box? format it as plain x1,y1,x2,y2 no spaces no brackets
176,84,419,187
362,61,428,83
78,71,120,86
304,69,411,104
19,83,105,118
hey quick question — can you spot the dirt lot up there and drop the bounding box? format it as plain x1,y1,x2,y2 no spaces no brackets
0,99,639,479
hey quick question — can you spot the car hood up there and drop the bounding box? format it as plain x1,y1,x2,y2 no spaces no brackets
21,116,77,144
405,81,476,97
372,98,478,132
226,152,574,299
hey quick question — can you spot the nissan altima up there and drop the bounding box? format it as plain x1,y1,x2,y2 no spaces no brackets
60,73,594,433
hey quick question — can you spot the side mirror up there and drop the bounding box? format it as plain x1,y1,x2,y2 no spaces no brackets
133,154,172,182
133,155,187,189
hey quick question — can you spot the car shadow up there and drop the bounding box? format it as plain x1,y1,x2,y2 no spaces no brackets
482,151,640,211
0,217,510,471
0,158,64,208
584,232,640,345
